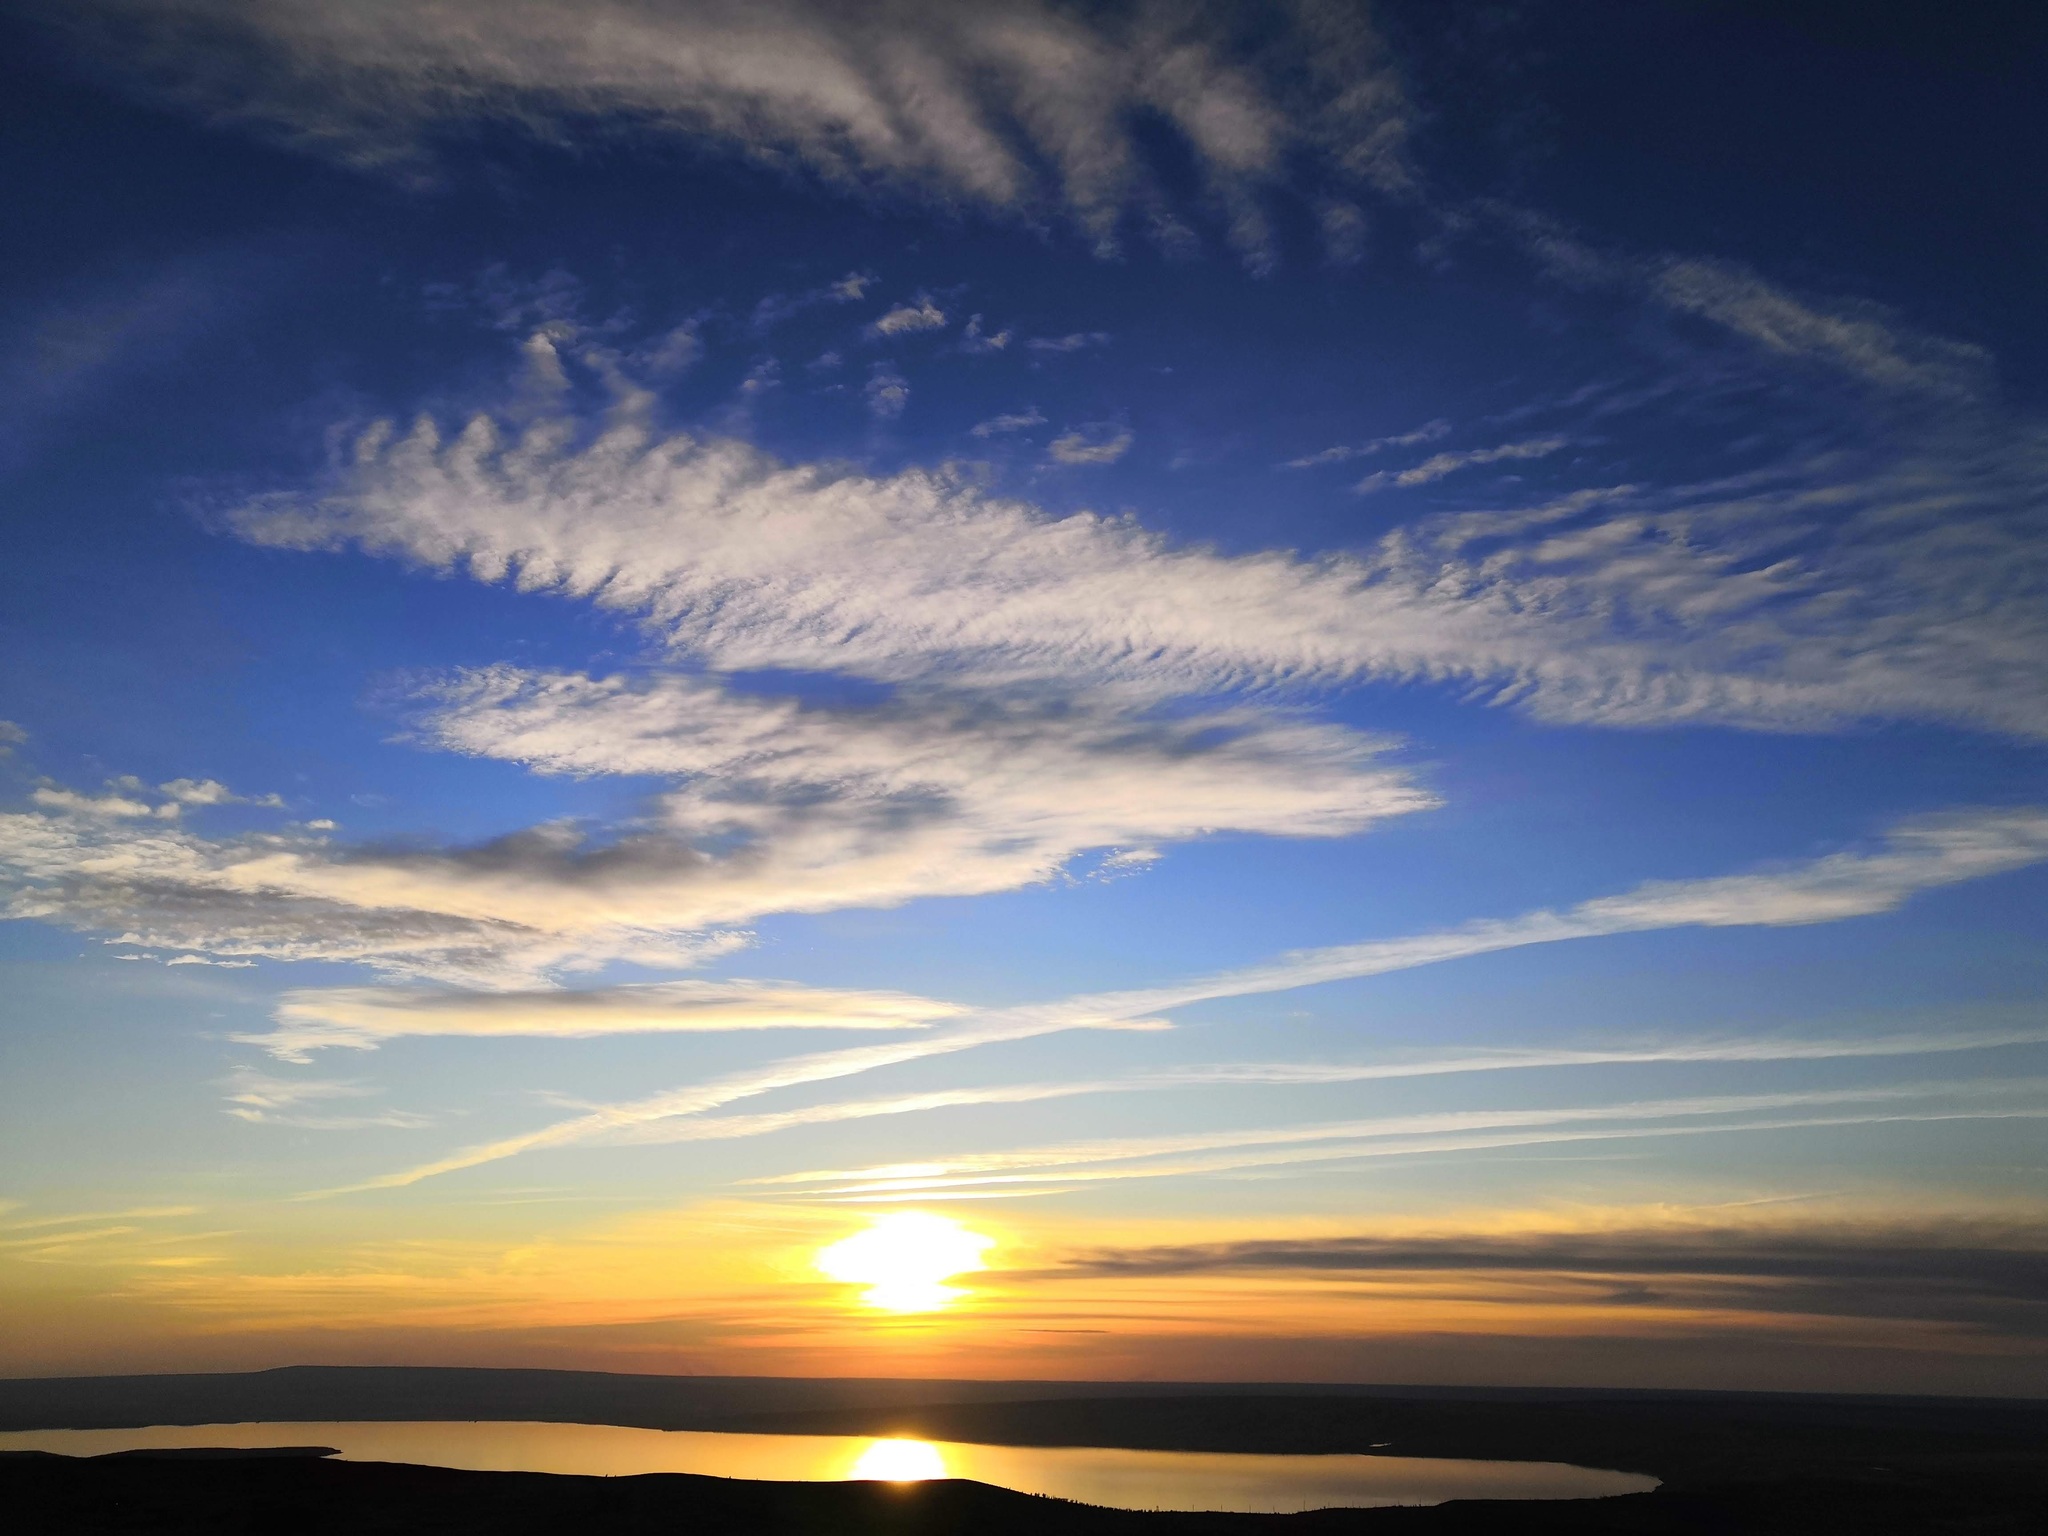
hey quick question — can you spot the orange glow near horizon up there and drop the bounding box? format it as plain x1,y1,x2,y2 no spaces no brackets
814,1211,995,1312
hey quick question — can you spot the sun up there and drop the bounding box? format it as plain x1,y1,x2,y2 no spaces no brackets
815,1211,995,1312
847,1438,947,1481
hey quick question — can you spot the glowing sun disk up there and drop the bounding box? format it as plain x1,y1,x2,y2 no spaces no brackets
849,1438,947,1481
815,1211,995,1311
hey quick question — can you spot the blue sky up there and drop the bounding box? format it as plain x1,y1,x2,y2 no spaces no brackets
2,1,2045,1393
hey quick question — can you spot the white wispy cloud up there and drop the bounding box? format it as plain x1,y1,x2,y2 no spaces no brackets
751,270,872,331
222,336,2048,738
1652,258,1993,398
960,315,1011,353
1284,419,1449,469
867,296,947,338
331,808,2048,1187
604,1024,2048,1155
770,1080,2048,1199
159,777,284,808
1039,807,2048,1027
1354,436,1569,495
29,775,279,822
1047,424,1133,465
0,722,26,757
70,0,1411,265
1501,206,1994,399
863,364,909,419
325,1011,1174,1193
246,978,966,1060
1026,331,1110,353
220,1066,430,1129
31,785,168,820
969,407,1045,438
0,1205,198,1233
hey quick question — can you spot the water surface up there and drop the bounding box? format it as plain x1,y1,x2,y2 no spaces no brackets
0,1420,1658,1512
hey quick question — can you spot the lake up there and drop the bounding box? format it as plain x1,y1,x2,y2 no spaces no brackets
0,1420,1658,1512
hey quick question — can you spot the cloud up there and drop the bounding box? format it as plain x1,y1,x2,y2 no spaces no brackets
1026,332,1110,353
16,309,2043,989
1317,197,1369,266
1048,1216,2048,1335
750,270,871,331
222,339,2048,739
0,799,752,987
770,1079,2048,1200
1354,436,1569,495
159,777,285,808
0,255,231,463
336,808,2048,1186
1045,807,2048,1027
0,1205,199,1233
27,776,281,821
247,978,966,1059
1047,424,1132,465
960,315,1010,353
1502,206,1994,399
409,663,1427,914
0,722,26,757
1651,258,1994,398
64,1,1411,265
969,407,1044,437
220,1066,430,1129
620,1023,2048,1158
0,667,1426,986
328,1011,1174,1193
863,364,909,419
867,297,947,338
1284,419,1448,469
31,785,167,820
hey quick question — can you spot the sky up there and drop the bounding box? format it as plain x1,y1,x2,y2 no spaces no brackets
1,0,2045,1396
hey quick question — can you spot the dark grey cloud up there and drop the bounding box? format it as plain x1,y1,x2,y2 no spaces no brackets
1051,1222,2048,1335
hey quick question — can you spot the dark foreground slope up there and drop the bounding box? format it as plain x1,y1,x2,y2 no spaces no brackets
4,1444,2047,1536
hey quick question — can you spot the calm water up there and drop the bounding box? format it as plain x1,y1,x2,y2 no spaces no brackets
0,1420,1656,1512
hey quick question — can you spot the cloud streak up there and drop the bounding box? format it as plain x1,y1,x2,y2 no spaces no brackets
220,1067,429,1129
1028,807,2048,1029
1047,424,1132,465
335,808,2048,1187
65,0,1412,264
248,978,964,1059
772,1080,2048,1199
1284,419,1449,469
596,1023,2048,1154
1353,437,1568,495
1048,1216,2048,1335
